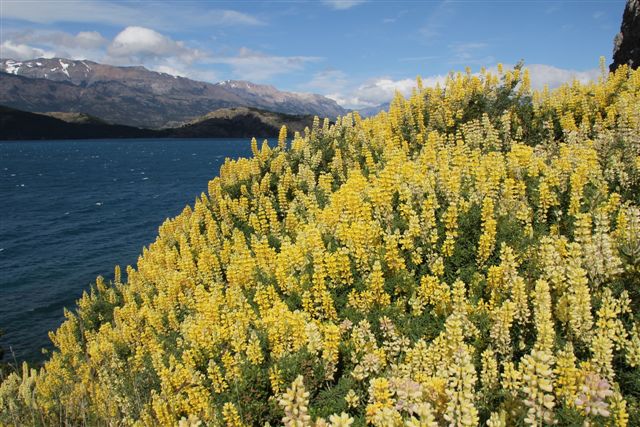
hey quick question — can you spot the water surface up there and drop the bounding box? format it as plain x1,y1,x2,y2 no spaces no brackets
0,138,255,362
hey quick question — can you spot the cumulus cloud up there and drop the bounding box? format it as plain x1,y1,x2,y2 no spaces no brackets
322,75,447,109
0,40,54,60
4,30,109,60
67,31,108,49
336,64,598,108
322,0,366,10
107,26,204,64
209,48,322,82
109,27,182,57
524,64,600,89
1,26,212,81
318,63,598,110
341,64,599,108
349,78,417,106
304,69,442,109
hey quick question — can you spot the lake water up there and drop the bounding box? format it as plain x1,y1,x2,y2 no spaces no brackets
0,138,256,363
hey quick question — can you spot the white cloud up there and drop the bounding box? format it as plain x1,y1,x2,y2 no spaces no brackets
209,47,322,82
315,63,597,110
352,78,417,105
524,64,600,89
101,27,214,80
1,26,212,81
153,65,186,77
209,10,263,26
71,31,108,49
0,40,54,60
106,26,204,67
2,30,108,61
1,24,319,84
303,68,448,109
322,0,366,10
16,30,107,48
1,1,262,29
109,27,187,58
147,58,218,82
325,77,427,109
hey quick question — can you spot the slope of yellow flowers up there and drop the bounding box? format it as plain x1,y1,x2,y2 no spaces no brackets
2,61,640,426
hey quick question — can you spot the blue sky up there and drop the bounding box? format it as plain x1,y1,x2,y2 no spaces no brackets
0,0,626,108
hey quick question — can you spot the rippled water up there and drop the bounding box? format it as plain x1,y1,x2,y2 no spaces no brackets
0,138,255,363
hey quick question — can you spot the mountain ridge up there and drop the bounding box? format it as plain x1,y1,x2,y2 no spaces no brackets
0,57,347,128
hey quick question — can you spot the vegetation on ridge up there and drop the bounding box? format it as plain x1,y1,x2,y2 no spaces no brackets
2,60,640,426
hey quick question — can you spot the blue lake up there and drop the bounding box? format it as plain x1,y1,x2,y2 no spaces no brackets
0,138,257,363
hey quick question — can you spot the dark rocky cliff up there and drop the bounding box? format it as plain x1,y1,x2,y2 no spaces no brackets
610,0,640,71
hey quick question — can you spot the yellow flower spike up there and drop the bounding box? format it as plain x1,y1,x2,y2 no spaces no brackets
279,376,311,427
5,63,640,427
477,196,497,266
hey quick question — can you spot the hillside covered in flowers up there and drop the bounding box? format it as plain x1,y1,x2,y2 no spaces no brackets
2,61,640,426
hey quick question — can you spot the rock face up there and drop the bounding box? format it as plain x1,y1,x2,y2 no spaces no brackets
610,0,640,71
0,58,347,127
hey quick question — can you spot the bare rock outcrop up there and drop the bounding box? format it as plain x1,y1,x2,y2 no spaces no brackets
610,0,640,71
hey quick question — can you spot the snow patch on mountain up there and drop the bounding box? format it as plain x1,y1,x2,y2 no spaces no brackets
4,60,22,75
59,60,70,77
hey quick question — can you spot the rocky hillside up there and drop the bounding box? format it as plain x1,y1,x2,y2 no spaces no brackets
0,105,314,140
41,111,107,124
0,58,347,128
610,0,640,71
169,107,314,138
0,105,156,140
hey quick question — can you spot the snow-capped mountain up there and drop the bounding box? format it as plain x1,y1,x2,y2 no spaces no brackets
0,58,347,128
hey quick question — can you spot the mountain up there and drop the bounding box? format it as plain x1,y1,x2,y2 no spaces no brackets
0,58,347,128
41,111,107,124
169,107,314,138
610,0,640,71
0,105,314,140
357,102,390,118
0,105,156,140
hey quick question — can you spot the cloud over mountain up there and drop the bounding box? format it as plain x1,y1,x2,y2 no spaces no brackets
0,40,54,61
107,27,203,63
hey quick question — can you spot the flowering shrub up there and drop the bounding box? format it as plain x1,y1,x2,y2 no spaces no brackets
2,61,640,426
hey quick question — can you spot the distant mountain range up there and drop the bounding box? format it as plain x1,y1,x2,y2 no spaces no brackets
0,57,347,128
358,102,391,118
0,105,315,140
